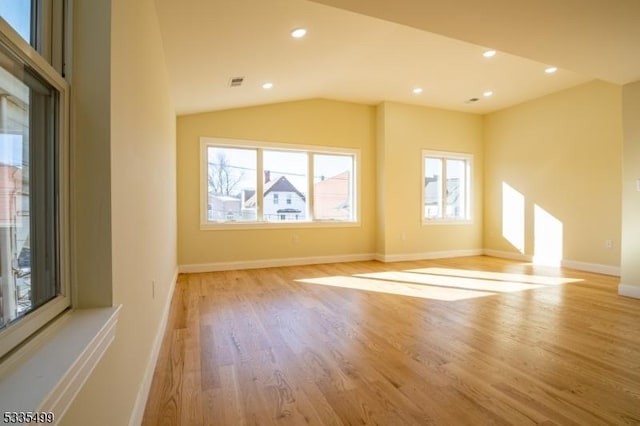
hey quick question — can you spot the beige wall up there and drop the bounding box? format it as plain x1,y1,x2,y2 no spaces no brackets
375,103,387,253
621,81,640,288
484,81,623,267
177,99,484,265
377,102,484,257
61,0,177,425
177,99,377,266
71,0,112,307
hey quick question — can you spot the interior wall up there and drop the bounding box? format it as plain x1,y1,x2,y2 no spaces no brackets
177,99,377,267
71,0,112,307
378,101,484,258
61,0,177,424
483,80,623,268
375,103,387,254
621,81,640,292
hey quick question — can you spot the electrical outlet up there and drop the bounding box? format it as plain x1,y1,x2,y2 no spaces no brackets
605,239,613,249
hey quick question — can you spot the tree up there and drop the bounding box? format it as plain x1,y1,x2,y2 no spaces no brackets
208,151,244,196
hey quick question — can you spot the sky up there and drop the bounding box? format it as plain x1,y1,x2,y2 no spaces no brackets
0,1,31,43
0,134,24,166
0,1,29,168
208,147,353,196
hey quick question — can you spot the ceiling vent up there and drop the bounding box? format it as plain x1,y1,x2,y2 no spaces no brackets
229,77,244,87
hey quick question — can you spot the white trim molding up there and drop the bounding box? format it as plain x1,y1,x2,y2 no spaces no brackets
128,268,179,426
0,306,121,421
561,259,620,277
484,249,621,276
619,283,640,299
180,253,376,273
375,249,484,263
483,249,532,262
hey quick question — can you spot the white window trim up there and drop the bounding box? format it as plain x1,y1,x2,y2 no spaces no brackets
0,18,71,359
0,3,121,420
0,306,121,418
421,149,473,225
200,137,361,230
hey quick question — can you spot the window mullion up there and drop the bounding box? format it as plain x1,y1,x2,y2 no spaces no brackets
465,159,471,219
256,148,263,222
441,157,447,219
308,153,314,221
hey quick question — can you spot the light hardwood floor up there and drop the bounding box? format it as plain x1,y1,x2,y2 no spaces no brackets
142,256,640,425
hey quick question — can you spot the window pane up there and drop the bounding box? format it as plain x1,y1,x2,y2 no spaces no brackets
313,154,354,221
0,42,58,330
424,158,442,219
207,147,256,222
263,150,307,222
446,159,466,219
0,1,31,44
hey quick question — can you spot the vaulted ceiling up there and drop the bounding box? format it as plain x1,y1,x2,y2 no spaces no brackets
154,0,639,115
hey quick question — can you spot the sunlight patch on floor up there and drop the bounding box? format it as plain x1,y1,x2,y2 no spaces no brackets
296,275,495,301
405,267,582,286
354,271,544,293
296,267,583,301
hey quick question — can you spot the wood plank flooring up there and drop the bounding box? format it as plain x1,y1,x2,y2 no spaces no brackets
142,256,640,425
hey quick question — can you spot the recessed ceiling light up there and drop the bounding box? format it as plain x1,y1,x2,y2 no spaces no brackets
413,87,423,94
483,91,493,97
545,66,558,74
483,50,496,58
290,28,307,39
262,82,273,90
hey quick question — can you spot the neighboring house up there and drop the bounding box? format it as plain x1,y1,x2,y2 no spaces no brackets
314,171,351,220
207,194,241,221
0,163,30,324
424,176,460,218
245,172,306,221
0,164,22,227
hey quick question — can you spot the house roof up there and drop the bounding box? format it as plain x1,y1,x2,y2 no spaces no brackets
244,175,306,207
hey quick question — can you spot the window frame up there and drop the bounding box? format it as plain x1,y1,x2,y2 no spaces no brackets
0,11,70,359
200,137,361,230
421,149,473,225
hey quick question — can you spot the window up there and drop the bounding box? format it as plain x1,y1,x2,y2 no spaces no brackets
313,153,354,221
422,150,472,223
206,146,256,222
201,138,359,227
0,1,31,43
0,1,66,74
0,5,69,358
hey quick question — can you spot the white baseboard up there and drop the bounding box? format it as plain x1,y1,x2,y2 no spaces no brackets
128,267,179,426
561,259,620,276
484,249,621,276
619,283,640,299
179,253,376,273
483,249,532,262
375,249,484,263
179,249,621,277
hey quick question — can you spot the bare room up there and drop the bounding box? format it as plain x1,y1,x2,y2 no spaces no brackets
0,1,638,425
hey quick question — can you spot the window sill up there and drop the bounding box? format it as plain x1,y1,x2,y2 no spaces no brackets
422,219,474,226
0,305,121,420
200,220,361,231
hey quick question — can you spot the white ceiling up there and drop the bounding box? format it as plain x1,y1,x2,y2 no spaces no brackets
154,0,636,116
